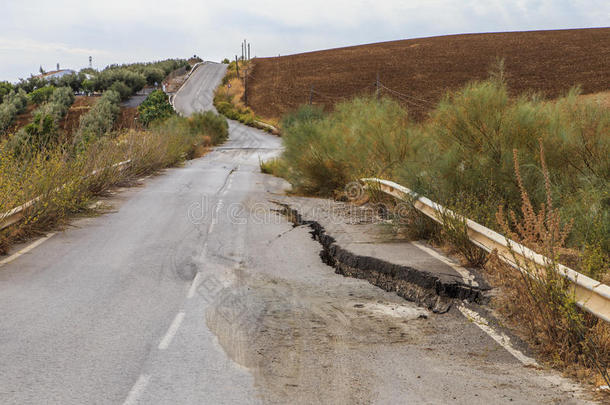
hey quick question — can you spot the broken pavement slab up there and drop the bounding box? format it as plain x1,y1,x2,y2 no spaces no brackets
274,196,491,313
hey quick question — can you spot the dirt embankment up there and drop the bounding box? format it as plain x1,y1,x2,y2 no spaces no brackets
248,28,610,121
114,107,141,131
60,96,97,134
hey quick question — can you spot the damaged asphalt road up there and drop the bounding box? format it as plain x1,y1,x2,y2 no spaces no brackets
0,62,598,404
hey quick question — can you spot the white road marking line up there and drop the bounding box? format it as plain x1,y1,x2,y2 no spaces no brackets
122,374,150,405
215,199,224,213
187,272,202,299
0,233,56,267
411,241,478,287
222,178,233,196
458,305,537,366
158,312,185,350
208,199,223,234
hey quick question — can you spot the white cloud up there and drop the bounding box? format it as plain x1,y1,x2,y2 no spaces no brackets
0,0,608,81
0,37,110,56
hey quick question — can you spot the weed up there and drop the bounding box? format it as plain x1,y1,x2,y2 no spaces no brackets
259,157,283,176
494,142,609,387
437,208,488,267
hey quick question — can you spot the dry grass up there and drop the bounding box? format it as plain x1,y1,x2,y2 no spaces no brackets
491,143,610,388
485,254,610,390
579,91,610,109
0,112,226,253
225,76,246,110
214,61,279,135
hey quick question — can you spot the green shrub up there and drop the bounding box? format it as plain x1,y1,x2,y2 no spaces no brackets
54,72,88,92
109,81,132,101
91,59,189,94
5,89,28,112
274,78,609,276
9,87,74,155
138,90,174,126
279,97,417,195
404,82,609,253
82,79,94,94
14,76,46,94
28,86,75,124
28,86,56,105
74,90,121,146
93,69,146,94
9,113,59,156
152,111,229,148
0,103,18,132
0,89,28,133
0,81,13,102
142,67,165,86
50,86,75,107
187,111,229,144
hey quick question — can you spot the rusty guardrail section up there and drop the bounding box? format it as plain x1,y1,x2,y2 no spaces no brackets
0,160,132,231
361,177,610,323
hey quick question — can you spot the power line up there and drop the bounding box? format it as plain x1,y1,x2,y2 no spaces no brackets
379,85,427,108
379,83,434,106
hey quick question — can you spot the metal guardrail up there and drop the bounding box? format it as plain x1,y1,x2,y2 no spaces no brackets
254,120,279,134
361,178,610,323
0,160,132,231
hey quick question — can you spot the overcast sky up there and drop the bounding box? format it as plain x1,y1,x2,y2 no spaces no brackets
1,0,608,82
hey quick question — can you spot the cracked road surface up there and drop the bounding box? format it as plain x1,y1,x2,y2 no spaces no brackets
0,62,595,404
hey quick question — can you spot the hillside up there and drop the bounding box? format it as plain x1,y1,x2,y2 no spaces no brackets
248,28,610,121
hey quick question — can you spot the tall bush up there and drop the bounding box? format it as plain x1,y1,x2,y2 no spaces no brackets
151,112,229,150
5,89,28,112
0,103,18,133
274,79,609,277
9,86,75,155
28,86,55,105
0,81,13,102
9,113,59,156
279,98,419,195
109,81,132,101
0,89,28,133
74,90,121,146
138,90,174,126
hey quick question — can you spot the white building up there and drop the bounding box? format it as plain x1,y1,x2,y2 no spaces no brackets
35,69,76,80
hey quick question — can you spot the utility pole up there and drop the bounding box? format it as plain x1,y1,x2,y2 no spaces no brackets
248,43,251,61
235,55,239,77
244,68,248,104
309,86,314,105
376,72,380,99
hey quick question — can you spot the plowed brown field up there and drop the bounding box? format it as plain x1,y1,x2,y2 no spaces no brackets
248,28,610,121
